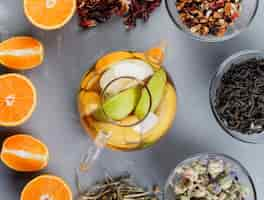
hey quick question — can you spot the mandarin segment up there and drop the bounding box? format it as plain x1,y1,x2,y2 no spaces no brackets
0,134,49,172
0,73,37,126
21,175,72,200
0,36,44,70
24,0,76,30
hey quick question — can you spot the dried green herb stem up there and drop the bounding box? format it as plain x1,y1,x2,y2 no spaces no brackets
76,174,160,200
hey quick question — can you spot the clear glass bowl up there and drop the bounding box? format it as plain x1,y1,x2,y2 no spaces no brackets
165,0,259,42
164,153,257,200
210,50,264,143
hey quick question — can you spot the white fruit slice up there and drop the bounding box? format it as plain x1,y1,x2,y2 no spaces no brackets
100,59,154,94
132,112,159,134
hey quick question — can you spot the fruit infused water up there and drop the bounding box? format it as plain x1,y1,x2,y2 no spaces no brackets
78,42,177,150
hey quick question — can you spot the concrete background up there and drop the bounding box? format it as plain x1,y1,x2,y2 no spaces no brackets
0,0,264,199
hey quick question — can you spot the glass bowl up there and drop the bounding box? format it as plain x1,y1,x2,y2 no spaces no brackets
210,50,264,144
164,153,257,200
165,0,259,42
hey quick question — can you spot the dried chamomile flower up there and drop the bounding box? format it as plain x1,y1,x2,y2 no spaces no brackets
191,185,207,198
172,157,250,200
182,168,198,181
218,176,233,190
208,159,224,178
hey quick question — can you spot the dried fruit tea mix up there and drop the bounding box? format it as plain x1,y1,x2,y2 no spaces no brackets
176,0,241,36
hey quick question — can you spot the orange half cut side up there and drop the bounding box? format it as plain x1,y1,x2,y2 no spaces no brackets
0,73,37,126
24,0,76,30
21,175,72,200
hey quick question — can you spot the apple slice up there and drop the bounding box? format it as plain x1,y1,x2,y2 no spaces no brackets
135,69,167,119
93,86,141,121
99,59,154,94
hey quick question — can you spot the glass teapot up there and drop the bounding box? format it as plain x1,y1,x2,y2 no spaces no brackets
76,41,177,191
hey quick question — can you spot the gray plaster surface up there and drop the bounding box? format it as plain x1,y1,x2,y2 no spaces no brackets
0,0,264,199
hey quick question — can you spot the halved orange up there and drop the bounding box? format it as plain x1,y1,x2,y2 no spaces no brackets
1,134,49,172
21,175,72,200
0,36,44,70
0,73,37,126
24,0,76,30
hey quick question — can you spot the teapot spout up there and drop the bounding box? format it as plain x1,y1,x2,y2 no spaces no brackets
144,40,167,66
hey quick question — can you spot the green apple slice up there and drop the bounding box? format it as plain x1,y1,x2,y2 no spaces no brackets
93,87,141,121
135,69,167,119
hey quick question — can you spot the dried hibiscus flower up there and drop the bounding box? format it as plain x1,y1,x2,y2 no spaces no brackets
124,0,161,29
77,0,127,28
77,0,161,29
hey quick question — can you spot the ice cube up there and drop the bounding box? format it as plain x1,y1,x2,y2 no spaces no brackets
133,112,159,134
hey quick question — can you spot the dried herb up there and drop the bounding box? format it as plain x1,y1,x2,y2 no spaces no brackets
76,174,161,200
77,0,126,28
77,0,161,29
175,0,241,36
215,58,264,134
123,0,162,30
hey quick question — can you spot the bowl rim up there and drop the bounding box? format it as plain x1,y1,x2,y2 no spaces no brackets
164,153,257,200
165,0,259,43
209,50,264,144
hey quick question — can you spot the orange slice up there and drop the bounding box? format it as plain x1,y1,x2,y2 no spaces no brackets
0,73,37,126
80,70,101,91
78,91,101,116
21,175,72,200
24,0,76,30
0,36,44,70
1,134,49,172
